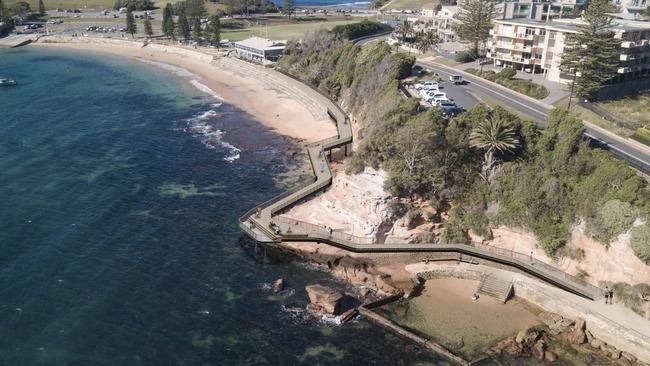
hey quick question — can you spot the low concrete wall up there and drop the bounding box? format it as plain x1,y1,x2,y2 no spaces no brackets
597,77,650,100
514,280,650,364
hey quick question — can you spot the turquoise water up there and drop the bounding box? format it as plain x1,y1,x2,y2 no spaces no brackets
0,48,443,365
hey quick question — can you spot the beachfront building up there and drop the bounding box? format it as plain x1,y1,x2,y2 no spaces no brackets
497,0,585,21
614,0,648,16
486,17,650,82
233,37,287,63
432,5,459,42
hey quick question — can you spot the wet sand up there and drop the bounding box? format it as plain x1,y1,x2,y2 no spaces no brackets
377,278,541,359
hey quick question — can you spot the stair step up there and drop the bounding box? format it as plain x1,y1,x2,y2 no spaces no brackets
477,275,513,303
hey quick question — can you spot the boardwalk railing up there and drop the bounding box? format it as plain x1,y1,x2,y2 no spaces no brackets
238,64,603,301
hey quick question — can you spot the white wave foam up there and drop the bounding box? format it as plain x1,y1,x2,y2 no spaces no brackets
186,109,241,163
190,79,224,101
137,58,194,77
136,58,224,100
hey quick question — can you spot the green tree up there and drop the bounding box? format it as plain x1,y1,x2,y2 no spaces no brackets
394,20,413,49
469,116,520,181
206,14,220,46
0,0,14,36
587,199,637,244
143,17,153,36
192,17,201,39
38,0,45,15
560,0,620,100
177,9,190,40
452,0,497,55
126,8,137,38
416,29,439,54
630,224,650,265
184,0,206,19
162,3,175,39
10,1,31,18
283,0,295,17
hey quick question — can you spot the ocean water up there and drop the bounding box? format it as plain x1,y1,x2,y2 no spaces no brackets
0,48,444,365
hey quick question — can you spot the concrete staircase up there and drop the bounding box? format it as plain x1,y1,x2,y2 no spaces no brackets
478,274,514,303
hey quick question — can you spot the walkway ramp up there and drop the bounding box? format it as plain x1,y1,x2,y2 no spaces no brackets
478,274,513,303
0,34,39,48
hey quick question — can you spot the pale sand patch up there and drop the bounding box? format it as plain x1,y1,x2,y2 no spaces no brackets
487,223,650,285
33,37,336,142
376,278,540,358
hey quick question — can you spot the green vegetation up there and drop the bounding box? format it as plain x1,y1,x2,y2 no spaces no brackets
632,128,650,146
282,0,294,17
597,91,650,128
630,225,650,265
125,7,136,37
220,17,367,41
454,50,478,63
206,14,220,45
381,0,435,10
177,8,190,39
143,16,153,35
112,0,153,11
1,0,14,37
587,200,637,244
452,0,497,54
162,3,174,38
277,32,650,261
330,19,391,40
560,0,620,100
465,67,550,99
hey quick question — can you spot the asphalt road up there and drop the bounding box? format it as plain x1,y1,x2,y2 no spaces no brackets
354,34,650,174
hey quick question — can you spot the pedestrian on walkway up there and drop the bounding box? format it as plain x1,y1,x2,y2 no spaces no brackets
609,289,614,305
604,286,610,304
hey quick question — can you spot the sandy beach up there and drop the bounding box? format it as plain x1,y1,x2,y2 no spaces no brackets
33,36,336,143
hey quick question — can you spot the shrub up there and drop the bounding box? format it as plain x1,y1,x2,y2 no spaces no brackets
497,67,517,80
405,209,422,229
441,220,469,244
414,231,436,243
454,50,478,63
630,224,650,264
331,20,392,40
587,199,637,244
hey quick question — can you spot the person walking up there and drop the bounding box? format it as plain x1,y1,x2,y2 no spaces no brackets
604,286,610,304
609,289,614,305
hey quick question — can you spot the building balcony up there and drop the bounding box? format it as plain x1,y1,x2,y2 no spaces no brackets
620,54,637,61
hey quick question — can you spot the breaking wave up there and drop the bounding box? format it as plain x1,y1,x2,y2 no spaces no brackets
185,108,241,163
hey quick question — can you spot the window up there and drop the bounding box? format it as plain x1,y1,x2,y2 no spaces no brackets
525,28,535,36
539,29,546,36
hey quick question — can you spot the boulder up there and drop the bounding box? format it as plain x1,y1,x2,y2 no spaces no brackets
590,339,605,349
545,351,558,362
516,327,541,344
611,349,622,360
568,318,587,345
621,352,636,363
271,278,284,295
305,284,344,315
340,308,358,323
359,287,370,297
532,340,546,360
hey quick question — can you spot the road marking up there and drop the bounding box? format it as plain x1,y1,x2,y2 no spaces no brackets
584,133,650,169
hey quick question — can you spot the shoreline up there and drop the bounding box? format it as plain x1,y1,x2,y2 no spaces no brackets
31,36,336,143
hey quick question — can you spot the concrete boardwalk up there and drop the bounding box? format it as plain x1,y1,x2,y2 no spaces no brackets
238,67,604,302
0,34,40,48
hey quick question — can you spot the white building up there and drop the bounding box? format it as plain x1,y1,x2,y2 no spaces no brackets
233,37,287,63
487,17,650,83
433,5,459,42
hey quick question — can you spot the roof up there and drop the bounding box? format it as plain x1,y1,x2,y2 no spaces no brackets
234,37,287,51
495,17,650,33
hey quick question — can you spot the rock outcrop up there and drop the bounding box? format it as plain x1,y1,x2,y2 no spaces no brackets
305,285,344,315
271,278,284,295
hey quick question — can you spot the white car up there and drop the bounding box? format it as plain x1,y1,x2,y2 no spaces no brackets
423,91,446,100
430,96,452,106
414,80,439,90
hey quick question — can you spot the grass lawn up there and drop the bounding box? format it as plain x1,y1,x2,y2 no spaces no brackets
432,56,460,66
221,18,368,41
597,91,650,128
6,0,115,10
384,0,436,10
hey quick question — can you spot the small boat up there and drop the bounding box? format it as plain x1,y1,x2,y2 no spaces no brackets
0,78,17,86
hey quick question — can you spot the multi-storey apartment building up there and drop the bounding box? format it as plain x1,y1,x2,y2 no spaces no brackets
497,0,585,21
613,0,648,16
487,18,650,83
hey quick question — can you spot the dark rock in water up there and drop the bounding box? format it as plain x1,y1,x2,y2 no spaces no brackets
282,303,304,313
272,278,284,295
305,284,344,315
545,350,557,362
340,308,358,323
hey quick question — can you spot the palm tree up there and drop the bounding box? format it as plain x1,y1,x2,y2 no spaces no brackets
469,117,520,182
416,30,440,54
394,20,413,52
